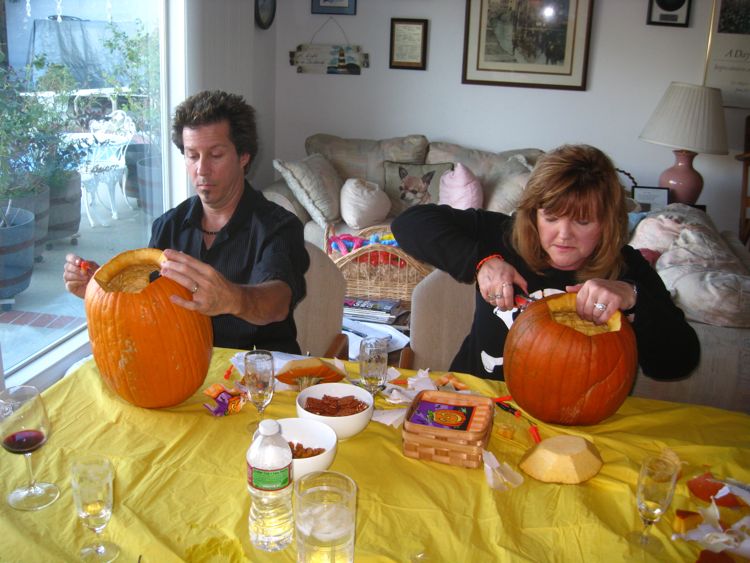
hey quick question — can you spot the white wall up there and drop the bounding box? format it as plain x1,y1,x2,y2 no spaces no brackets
272,0,747,234
174,0,277,193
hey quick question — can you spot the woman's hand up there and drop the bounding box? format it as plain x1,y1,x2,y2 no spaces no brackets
476,257,529,311
63,254,99,299
567,280,637,324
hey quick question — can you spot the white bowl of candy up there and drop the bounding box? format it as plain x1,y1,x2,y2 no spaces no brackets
296,382,374,440
278,417,337,479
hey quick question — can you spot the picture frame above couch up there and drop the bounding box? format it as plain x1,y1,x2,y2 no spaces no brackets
462,0,594,90
312,0,356,16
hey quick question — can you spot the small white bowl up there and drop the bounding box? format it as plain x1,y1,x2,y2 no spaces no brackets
296,382,374,440
277,418,337,479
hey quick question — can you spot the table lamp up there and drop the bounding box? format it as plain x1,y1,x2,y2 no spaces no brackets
639,82,728,204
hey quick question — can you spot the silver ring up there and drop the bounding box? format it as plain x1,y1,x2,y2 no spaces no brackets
501,282,510,288
489,294,501,300
594,302,606,311
191,283,199,294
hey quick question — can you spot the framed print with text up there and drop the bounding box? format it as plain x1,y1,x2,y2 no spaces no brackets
462,0,594,90
647,0,691,27
312,0,356,16
704,0,750,108
390,18,428,70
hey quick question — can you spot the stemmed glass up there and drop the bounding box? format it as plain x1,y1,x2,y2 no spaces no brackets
0,385,60,511
71,454,120,562
243,350,275,433
629,454,680,552
359,337,388,396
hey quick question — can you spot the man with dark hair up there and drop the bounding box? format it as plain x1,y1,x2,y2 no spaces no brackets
64,90,309,353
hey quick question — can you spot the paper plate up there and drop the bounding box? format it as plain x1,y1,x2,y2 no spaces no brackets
276,358,346,386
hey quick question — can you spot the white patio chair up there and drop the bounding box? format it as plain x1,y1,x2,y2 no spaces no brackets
79,110,136,227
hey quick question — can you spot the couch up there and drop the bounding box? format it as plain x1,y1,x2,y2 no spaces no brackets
261,134,750,413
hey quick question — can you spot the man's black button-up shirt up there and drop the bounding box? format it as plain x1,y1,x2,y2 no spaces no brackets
149,182,309,353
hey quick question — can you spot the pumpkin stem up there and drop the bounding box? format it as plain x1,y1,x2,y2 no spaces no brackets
93,248,166,293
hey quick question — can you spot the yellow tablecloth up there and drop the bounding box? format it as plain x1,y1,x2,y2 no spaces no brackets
2,348,749,562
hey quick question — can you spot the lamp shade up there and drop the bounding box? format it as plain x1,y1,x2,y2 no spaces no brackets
639,82,728,155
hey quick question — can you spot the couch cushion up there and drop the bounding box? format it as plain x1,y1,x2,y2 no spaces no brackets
426,143,543,214
273,153,342,229
306,134,429,188
340,178,391,229
632,204,750,328
383,161,453,215
439,162,483,209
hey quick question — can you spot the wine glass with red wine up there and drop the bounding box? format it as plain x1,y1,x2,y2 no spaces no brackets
0,385,60,511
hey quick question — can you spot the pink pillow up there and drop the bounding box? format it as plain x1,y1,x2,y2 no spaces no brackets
438,162,483,209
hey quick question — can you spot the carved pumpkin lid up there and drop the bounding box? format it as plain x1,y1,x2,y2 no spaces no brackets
93,248,166,293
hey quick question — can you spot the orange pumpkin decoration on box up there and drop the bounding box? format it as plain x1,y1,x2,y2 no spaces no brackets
84,248,213,408
504,292,637,426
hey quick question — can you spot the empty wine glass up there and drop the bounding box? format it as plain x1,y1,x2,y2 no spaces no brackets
71,454,120,562
243,350,275,433
629,454,680,552
359,337,388,396
0,385,60,511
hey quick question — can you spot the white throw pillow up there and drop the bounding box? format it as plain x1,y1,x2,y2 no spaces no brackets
273,154,342,228
340,178,391,230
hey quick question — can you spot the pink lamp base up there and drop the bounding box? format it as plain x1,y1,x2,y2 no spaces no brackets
658,150,703,205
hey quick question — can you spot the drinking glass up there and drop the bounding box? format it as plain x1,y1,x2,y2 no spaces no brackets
71,454,120,562
359,337,388,396
244,350,275,433
294,471,357,563
0,385,60,511
629,454,680,552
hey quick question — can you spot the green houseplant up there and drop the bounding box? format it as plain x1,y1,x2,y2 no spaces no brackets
103,20,162,210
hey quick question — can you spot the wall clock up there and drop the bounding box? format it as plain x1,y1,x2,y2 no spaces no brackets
255,0,276,30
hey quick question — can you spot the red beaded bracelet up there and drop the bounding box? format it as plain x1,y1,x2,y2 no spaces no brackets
475,253,504,276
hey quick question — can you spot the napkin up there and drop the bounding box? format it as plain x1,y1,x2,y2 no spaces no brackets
383,369,436,405
371,408,408,427
483,450,524,492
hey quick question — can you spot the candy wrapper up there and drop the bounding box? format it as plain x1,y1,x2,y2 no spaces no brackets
203,381,247,416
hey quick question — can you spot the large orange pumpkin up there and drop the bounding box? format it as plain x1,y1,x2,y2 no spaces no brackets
84,248,213,408
504,292,637,426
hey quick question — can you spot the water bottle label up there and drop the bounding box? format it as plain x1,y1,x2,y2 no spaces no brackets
247,462,291,491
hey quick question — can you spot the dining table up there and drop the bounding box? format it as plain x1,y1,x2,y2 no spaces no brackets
2,347,749,562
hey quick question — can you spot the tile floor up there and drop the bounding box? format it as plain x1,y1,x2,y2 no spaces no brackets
1,190,154,373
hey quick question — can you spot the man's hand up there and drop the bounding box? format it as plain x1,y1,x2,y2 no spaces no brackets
159,249,292,324
63,254,99,299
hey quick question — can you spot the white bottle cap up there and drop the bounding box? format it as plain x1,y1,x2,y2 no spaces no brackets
258,419,279,436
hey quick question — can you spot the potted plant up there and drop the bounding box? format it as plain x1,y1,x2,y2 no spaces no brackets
103,20,162,208
0,54,85,262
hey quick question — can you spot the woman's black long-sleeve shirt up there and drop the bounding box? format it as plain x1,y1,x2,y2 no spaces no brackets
391,204,700,381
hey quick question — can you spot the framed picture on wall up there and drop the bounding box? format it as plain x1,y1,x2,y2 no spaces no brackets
633,186,670,211
312,0,356,16
462,0,594,90
646,0,692,27
390,18,428,70
704,0,750,109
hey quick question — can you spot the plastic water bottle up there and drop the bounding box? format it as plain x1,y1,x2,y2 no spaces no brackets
246,419,294,551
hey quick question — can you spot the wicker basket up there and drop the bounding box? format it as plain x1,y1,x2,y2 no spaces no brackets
401,390,494,468
326,225,432,302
